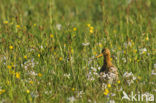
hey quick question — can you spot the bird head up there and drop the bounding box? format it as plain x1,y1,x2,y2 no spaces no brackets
96,48,110,58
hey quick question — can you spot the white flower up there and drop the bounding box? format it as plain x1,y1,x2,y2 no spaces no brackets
123,72,133,77
40,45,43,49
111,93,116,96
64,73,71,79
68,96,76,103
91,67,97,72
76,91,84,98
82,43,90,46
108,100,115,103
154,64,156,69
139,48,147,54
56,24,62,30
151,70,156,75
122,58,126,63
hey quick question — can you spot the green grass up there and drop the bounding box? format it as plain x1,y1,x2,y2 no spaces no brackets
0,0,156,102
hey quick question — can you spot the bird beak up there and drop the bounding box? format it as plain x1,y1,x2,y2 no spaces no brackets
96,53,103,58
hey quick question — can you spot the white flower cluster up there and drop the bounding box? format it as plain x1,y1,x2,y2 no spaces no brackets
123,72,136,86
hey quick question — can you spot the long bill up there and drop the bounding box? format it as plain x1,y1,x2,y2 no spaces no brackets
96,53,103,58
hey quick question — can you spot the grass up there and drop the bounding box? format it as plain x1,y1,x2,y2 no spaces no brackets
0,0,156,102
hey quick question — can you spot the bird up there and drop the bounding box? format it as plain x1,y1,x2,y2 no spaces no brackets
96,48,119,84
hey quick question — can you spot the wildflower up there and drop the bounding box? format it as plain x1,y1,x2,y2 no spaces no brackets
56,24,62,30
93,51,97,55
38,54,40,58
16,25,20,28
3,21,8,24
50,34,54,38
72,88,75,91
0,89,5,95
7,65,12,69
59,57,63,61
154,64,156,69
151,70,156,75
26,90,30,94
73,27,77,31
9,70,15,74
107,84,111,88
82,42,90,46
146,37,149,41
9,45,13,50
71,49,74,54
87,24,91,27
104,89,109,95
137,76,141,80
133,49,137,53
98,43,102,48
33,24,36,26
68,96,76,103
117,80,120,84
64,73,71,79
29,80,33,84
89,29,93,33
113,30,117,33
122,58,126,63
109,100,115,103
16,72,20,79
6,80,10,85
90,26,94,30
38,73,42,77
24,56,27,59
139,48,147,54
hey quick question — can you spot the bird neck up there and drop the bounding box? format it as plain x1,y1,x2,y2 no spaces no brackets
104,55,113,68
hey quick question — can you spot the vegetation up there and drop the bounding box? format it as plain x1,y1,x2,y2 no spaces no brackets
0,0,156,102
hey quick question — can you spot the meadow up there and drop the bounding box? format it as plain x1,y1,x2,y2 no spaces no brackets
0,0,156,102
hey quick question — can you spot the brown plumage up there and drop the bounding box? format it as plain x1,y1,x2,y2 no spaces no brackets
96,48,119,84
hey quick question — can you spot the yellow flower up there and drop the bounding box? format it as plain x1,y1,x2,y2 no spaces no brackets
50,34,54,38
38,73,42,77
59,57,63,61
138,76,141,80
104,89,109,95
9,70,15,75
99,43,102,48
38,54,40,58
110,58,112,61
3,21,8,24
26,90,30,94
113,30,117,33
90,26,94,30
9,45,13,50
33,24,36,26
87,24,91,27
117,80,120,84
0,89,5,95
24,56,27,59
6,80,10,85
7,65,12,69
107,84,111,88
146,37,149,41
118,47,121,50
16,72,20,79
93,51,97,55
133,49,137,53
16,25,20,28
89,29,93,33
72,88,75,91
73,27,77,31
71,49,74,54
29,80,33,84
